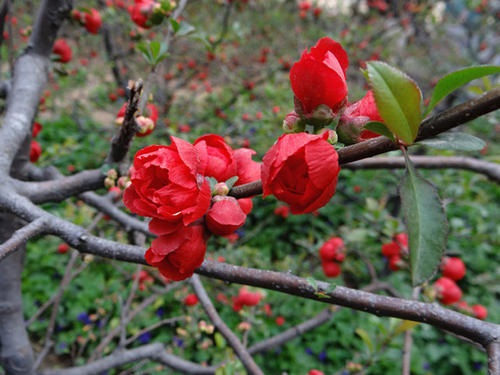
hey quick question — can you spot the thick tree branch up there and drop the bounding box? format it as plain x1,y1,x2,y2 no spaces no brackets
190,275,264,375
195,260,500,350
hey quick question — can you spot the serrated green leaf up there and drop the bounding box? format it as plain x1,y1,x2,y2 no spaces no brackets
417,132,486,151
364,121,395,141
355,328,374,353
400,155,447,286
425,65,500,116
366,61,423,145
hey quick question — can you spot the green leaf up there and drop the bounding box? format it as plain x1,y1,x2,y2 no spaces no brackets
170,18,180,33
366,61,423,145
136,41,169,66
400,154,447,286
174,21,196,37
393,320,419,336
355,328,374,353
225,176,239,190
364,121,395,141
425,65,500,116
417,132,486,151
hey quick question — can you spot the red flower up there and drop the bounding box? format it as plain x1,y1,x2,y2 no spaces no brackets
337,90,384,144
183,294,199,306
290,37,348,117
32,122,43,138
440,256,466,281
232,148,261,186
52,39,72,63
434,277,462,305
128,0,155,28
232,287,262,311
30,140,42,162
84,8,102,34
193,134,261,186
472,304,488,320
145,224,209,281
123,138,211,226
194,134,237,182
319,237,344,262
321,261,342,278
205,196,247,236
262,132,340,214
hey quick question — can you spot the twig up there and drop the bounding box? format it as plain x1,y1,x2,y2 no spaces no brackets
0,217,46,261
190,275,264,375
402,287,420,375
40,342,215,375
343,156,500,184
107,79,143,165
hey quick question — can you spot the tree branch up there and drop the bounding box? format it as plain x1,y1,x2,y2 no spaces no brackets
0,217,46,261
343,155,500,183
190,275,264,375
195,260,500,350
40,343,215,375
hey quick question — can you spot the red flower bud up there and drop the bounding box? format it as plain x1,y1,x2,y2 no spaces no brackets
205,196,247,236
440,256,466,281
290,37,348,118
434,277,462,305
262,132,340,214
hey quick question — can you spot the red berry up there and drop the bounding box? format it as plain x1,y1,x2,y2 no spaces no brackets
275,316,285,326
57,243,70,254
440,257,466,281
434,277,462,305
381,241,400,257
184,294,199,306
472,304,488,320
308,370,324,375
321,261,341,278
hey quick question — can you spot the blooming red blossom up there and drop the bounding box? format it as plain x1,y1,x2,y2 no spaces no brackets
123,138,211,226
289,37,348,117
145,224,209,281
262,132,340,214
